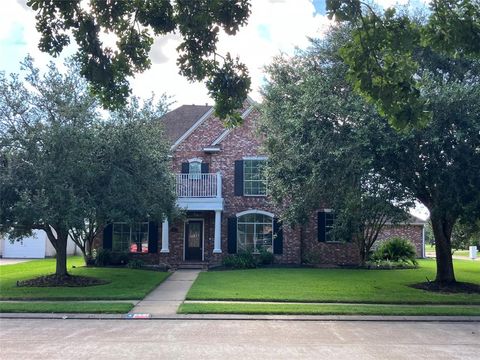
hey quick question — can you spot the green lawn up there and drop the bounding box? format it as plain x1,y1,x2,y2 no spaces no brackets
0,302,133,314
186,259,480,304
425,244,472,257
0,257,170,300
179,303,480,316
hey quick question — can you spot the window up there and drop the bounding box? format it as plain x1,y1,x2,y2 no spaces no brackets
237,212,273,253
112,222,149,253
318,210,337,243
325,212,335,242
189,161,201,180
243,159,266,196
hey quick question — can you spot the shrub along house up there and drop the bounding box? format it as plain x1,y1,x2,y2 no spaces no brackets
99,98,425,268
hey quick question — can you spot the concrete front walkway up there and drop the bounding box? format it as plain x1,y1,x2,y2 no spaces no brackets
129,269,200,316
0,258,30,266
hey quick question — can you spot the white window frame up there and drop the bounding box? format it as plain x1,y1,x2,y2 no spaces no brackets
242,156,267,196
236,210,274,253
188,158,202,180
322,209,337,243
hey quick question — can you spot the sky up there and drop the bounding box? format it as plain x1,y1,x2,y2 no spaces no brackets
0,0,430,219
0,0,429,105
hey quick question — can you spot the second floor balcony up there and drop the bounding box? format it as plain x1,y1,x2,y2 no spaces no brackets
175,172,224,211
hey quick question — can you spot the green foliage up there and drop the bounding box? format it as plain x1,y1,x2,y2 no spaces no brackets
222,250,275,269
110,252,130,266
261,27,412,264
425,0,480,57
127,259,145,269
451,219,480,250
373,237,418,265
364,259,418,270
94,249,130,267
0,57,175,276
94,249,111,267
326,0,480,129
258,248,275,265
26,0,252,120
261,24,480,283
222,252,257,269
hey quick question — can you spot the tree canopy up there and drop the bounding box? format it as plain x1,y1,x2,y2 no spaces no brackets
26,0,252,124
261,25,480,284
0,57,176,275
261,28,412,265
325,0,480,129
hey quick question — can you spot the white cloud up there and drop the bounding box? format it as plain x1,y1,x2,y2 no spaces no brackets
2,1,332,106
131,0,332,105
0,1,75,75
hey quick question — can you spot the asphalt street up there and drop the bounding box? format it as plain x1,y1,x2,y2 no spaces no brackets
0,318,479,359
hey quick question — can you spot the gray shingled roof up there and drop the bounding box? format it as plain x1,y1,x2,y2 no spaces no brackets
160,105,212,144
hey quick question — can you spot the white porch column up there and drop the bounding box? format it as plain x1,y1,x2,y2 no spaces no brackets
213,210,222,253
161,220,169,253
216,171,222,198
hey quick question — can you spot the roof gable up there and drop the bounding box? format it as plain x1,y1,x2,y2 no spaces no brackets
165,96,258,151
160,105,212,145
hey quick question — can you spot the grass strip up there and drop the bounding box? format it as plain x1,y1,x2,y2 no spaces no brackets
0,301,133,314
179,303,480,316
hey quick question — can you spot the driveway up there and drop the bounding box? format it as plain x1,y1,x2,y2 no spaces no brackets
0,258,30,266
0,319,478,359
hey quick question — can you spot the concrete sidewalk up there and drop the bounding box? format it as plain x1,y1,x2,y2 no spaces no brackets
129,269,200,316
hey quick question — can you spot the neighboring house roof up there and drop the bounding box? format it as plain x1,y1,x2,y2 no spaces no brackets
160,105,213,145
404,214,427,225
385,214,427,226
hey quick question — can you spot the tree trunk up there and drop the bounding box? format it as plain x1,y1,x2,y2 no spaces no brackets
430,213,456,284
55,235,68,276
44,225,69,276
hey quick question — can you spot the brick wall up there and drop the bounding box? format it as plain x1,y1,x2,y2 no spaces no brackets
376,224,424,257
302,212,360,265
93,102,425,267
163,105,301,265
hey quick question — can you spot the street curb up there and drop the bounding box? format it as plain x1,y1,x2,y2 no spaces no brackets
1,313,480,322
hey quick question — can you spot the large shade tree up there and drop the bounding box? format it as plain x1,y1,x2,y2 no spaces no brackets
261,25,480,284
326,0,480,129
26,0,252,124
261,30,412,265
0,58,176,276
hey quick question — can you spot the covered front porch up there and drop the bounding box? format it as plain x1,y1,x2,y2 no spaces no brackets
159,172,224,266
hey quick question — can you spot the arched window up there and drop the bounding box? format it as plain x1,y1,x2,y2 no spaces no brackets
188,158,202,179
237,211,273,253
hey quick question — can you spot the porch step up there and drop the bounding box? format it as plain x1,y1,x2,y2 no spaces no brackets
177,262,207,270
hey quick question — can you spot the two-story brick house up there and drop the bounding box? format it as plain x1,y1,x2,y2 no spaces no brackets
100,98,425,267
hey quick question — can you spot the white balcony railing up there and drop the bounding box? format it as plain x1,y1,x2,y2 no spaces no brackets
175,173,222,198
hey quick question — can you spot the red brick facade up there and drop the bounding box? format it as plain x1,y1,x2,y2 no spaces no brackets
97,100,425,267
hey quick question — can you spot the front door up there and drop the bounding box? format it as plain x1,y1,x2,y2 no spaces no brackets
185,220,203,261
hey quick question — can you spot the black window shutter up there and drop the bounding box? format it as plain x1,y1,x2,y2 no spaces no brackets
273,218,283,254
201,162,209,173
234,160,244,196
318,211,326,242
227,217,237,253
103,224,113,249
148,221,158,253
181,162,189,173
